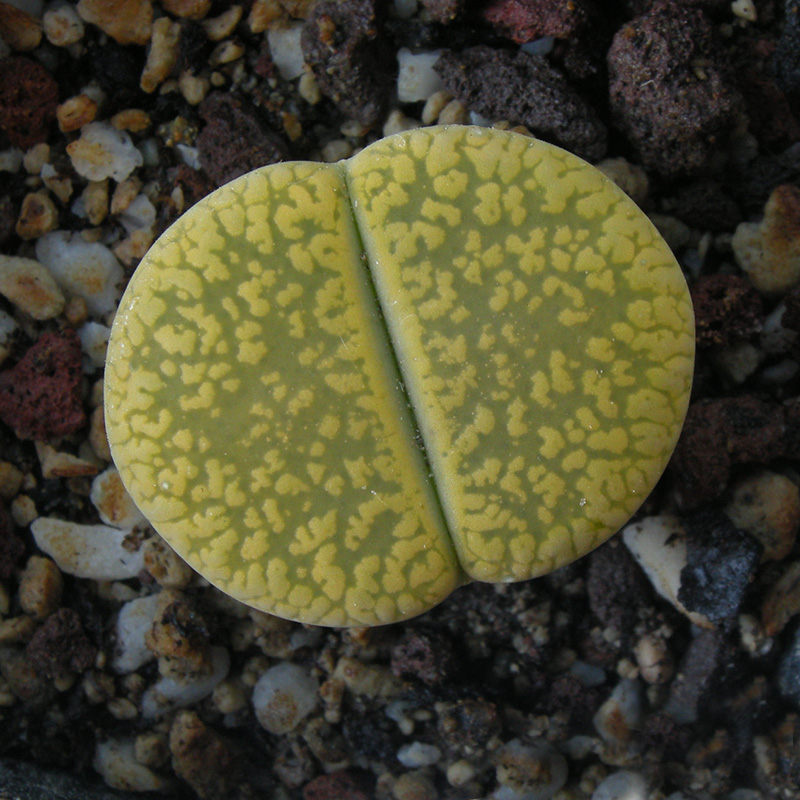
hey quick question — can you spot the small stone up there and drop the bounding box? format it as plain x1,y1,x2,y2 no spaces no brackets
0,3,42,51
732,184,800,295
15,192,59,240
36,439,98,479
0,255,64,319
43,3,85,46
35,230,124,317
56,93,98,132
334,655,401,698
41,164,73,205
622,515,712,628
691,274,763,349
170,710,258,800
163,0,211,18
140,17,180,93
437,698,501,755
18,555,62,620
591,771,648,800
634,633,673,685
208,39,244,66
90,467,146,529
26,607,96,680
253,662,318,734
93,738,170,793
142,535,194,589
392,771,437,800
178,71,210,106
397,741,441,768
678,510,762,626
435,98,467,125
78,320,110,369
493,738,568,800
89,404,111,461
110,108,151,132
0,329,85,441
0,56,58,148
0,461,22,500
203,6,242,40
30,516,145,580
397,48,444,103
593,679,643,746
67,121,144,182
421,89,453,125
76,0,153,46
145,590,211,670
725,470,800,562
112,593,161,673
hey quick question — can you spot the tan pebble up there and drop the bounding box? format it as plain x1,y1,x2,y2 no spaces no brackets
0,616,37,644
57,94,98,133
64,295,89,327
321,139,353,163
140,17,181,93
178,71,210,106
762,561,800,636
421,90,453,125
23,143,50,175
76,0,153,46
89,405,112,461
107,696,139,720
81,180,109,226
203,5,242,40
247,0,281,32
10,495,36,528
113,228,154,266
83,669,115,704
110,109,152,133
596,157,649,207
633,633,674,684
142,536,194,589
437,98,468,125
111,177,143,215
733,185,800,294
135,731,170,769
19,556,63,620
209,39,245,66
212,678,248,714
393,771,437,800
0,4,42,51
0,461,22,500
41,166,73,205
298,71,321,105
43,4,85,46
0,254,64,320
725,470,800,561
333,656,401,699
15,192,59,240
162,0,211,18
35,442,100,480
382,109,420,137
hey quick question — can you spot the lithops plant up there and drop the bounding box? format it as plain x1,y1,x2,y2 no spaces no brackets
105,125,694,626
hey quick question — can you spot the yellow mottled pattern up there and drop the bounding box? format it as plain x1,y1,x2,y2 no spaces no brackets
346,126,694,582
105,162,462,626
106,125,694,626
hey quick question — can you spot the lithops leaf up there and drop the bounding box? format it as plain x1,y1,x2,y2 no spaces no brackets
105,125,694,626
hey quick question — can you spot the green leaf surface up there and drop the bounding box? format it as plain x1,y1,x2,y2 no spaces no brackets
105,125,694,626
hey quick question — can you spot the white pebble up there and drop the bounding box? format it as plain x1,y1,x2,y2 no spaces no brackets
119,193,156,234
112,593,161,674
0,148,23,172
732,0,757,22
252,662,318,734
30,516,144,581
43,3,85,46
622,516,712,628
268,23,306,80
591,770,648,800
67,122,143,183
593,680,644,746
520,37,555,56
397,48,444,103
141,646,230,718
397,741,441,767
90,466,146,529
79,321,111,369
35,230,123,317
93,738,169,793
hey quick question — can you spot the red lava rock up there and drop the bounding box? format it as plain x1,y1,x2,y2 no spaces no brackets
391,628,456,685
690,274,763,349
301,0,393,128
0,57,59,149
434,45,607,161
587,537,652,636
668,180,742,233
303,771,372,800
607,0,743,178
0,501,24,581
0,329,86,442
25,608,97,680
483,0,595,43
196,92,290,187
671,396,785,508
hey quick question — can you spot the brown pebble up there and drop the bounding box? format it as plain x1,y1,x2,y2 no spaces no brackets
19,555,63,620
0,57,59,149
25,608,97,680
56,94,98,133
0,4,42,51
15,192,59,240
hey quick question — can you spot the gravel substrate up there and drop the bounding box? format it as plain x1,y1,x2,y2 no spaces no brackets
1,1,800,799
